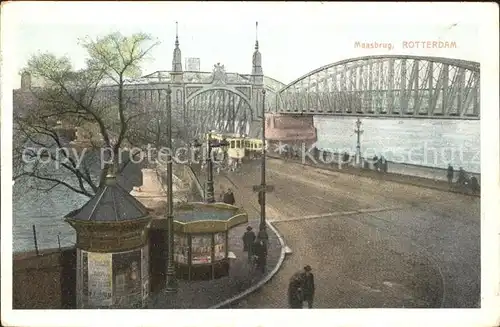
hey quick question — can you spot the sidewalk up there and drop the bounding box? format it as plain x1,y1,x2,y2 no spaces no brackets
147,205,282,309
268,154,480,197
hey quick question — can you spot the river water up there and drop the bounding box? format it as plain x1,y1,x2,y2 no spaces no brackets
314,117,480,173
12,117,480,252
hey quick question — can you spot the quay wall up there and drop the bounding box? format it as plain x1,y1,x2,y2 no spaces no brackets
13,247,76,309
12,231,167,309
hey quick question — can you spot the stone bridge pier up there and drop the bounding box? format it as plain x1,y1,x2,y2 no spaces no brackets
264,113,317,148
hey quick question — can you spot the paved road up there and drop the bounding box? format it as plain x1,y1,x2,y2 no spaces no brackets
211,158,480,308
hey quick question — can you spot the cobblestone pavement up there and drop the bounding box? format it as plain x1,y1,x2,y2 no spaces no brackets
148,219,281,309
208,159,480,308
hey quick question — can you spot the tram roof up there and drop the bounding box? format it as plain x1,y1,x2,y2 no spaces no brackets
210,132,247,139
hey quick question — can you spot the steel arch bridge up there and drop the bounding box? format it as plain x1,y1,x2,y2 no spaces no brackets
274,55,480,120
95,67,286,140
184,87,253,138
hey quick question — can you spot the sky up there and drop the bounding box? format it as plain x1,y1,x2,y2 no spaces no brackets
4,2,488,89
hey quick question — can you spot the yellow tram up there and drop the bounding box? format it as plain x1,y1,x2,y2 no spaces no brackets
209,132,246,162
244,138,264,160
206,131,267,164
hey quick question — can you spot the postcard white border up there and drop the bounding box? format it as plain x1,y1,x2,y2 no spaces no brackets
1,2,499,327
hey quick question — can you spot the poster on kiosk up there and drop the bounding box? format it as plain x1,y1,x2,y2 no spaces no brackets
86,252,113,307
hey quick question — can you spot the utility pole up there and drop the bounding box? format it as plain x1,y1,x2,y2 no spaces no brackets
354,118,363,167
165,86,177,293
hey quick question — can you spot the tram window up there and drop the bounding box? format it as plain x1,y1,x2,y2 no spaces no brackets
236,140,241,148
230,140,235,148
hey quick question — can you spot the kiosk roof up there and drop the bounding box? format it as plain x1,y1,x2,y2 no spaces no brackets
65,174,149,222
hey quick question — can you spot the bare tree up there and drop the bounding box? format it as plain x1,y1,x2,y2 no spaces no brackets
13,32,170,198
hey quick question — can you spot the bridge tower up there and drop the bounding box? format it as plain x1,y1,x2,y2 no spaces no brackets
170,22,185,123
250,22,264,136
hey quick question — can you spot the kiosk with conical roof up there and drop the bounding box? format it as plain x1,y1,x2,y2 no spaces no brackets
65,173,152,309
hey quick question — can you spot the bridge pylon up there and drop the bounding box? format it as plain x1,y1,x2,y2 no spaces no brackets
250,22,264,135
170,22,186,136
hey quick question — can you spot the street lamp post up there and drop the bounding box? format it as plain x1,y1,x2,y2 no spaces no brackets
205,131,215,203
258,89,269,243
354,118,363,167
192,133,229,203
165,86,177,293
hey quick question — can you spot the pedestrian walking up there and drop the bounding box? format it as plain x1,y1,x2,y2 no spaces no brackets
373,155,379,171
377,157,383,172
343,152,350,165
447,164,454,185
252,239,267,273
288,271,304,309
380,156,388,173
242,226,256,263
457,167,467,186
470,176,480,194
223,188,235,205
300,265,315,308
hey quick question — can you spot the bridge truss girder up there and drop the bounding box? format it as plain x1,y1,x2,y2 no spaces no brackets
186,89,252,140
277,56,480,120
92,87,255,142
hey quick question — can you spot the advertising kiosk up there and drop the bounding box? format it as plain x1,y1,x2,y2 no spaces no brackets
151,202,248,281
65,173,152,309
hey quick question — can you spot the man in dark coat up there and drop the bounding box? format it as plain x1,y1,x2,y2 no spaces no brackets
377,157,383,173
300,265,315,308
373,155,379,171
470,176,480,193
381,156,388,173
288,272,304,309
223,188,235,205
242,226,256,262
457,167,467,186
252,240,267,273
447,164,454,185
342,152,350,165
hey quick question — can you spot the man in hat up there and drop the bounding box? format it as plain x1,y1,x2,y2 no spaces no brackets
242,226,256,263
288,271,304,309
223,188,235,205
300,265,315,308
